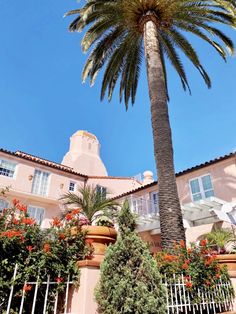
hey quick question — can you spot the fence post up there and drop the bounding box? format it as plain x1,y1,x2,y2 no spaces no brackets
6,264,18,314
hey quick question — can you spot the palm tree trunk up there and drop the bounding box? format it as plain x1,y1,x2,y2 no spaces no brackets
143,15,185,249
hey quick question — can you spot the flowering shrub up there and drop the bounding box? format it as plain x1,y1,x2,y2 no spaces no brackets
155,240,234,303
0,199,91,312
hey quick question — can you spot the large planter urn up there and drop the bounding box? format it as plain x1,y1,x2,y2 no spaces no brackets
216,254,236,278
79,225,117,266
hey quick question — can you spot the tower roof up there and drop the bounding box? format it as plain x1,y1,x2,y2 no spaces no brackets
73,130,97,141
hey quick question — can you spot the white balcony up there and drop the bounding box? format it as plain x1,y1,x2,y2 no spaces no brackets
128,195,236,233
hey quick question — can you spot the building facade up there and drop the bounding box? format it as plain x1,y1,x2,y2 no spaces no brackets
1,131,236,250
114,152,236,252
0,131,141,228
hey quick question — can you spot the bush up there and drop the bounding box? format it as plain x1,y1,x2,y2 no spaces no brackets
95,201,166,314
155,239,234,302
0,199,91,312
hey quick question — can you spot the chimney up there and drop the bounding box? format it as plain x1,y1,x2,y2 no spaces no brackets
143,170,154,185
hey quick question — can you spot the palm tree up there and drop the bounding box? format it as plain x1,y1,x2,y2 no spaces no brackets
65,0,235,249
60,185,118,224
205,228,235,253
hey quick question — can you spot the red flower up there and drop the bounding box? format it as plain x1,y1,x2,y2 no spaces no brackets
65,213,73,221
58,233,66,240
72,208,81,215
200,239,207,247
16,204,27,212
26,246,34,252
185,281,193,289
1,230,23,238
22,217,36,225
43,243,51,253
182,263,189,270
180,240,185,248
12,218,20,225
13,199,20,206
163,254,177,262
23,284,32,292
52,217,61,227
55,277,63,283
205,280,211,286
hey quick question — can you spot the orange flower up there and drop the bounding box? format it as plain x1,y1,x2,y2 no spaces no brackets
65,213,73,221
1,230,23,238
180,240,185,248
58,233,66,240
16,204,27,212
187,248,192,254
200,239,207,247
13,199,20,206
12,218,20,225
72,208,81,215
43,243,51,253
52,217,61,227
163,254,177,262
26,246,34,252
182,263,189,270
185,281,193,289
215,273,221,279
22,217,35,225
23,284,32,292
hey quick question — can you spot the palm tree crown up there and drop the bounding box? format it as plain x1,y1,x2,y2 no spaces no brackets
66,0,235,107
60,185,118,224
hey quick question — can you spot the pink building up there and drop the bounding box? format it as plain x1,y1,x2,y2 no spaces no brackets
114,152,236,252
0,130,236,246
1,131,236,313
0,130,141,227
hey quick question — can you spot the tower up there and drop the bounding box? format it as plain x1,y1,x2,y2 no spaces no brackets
62,130,108,176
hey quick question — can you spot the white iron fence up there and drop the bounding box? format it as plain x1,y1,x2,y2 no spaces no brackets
2,265,234,314
163,274,234,314
1,264,74,314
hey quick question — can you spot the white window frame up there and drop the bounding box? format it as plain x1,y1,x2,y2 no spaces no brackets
150,192,159,214
189,173,214,202
69,181,77,192
31,169,50,197
27,205,45,225
96,185,107,199
0,158,17,179
0,199,9,213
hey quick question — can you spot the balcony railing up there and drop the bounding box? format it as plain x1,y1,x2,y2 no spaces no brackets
128,196,159,218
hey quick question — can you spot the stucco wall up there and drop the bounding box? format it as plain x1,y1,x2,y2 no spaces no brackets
87,177,142,197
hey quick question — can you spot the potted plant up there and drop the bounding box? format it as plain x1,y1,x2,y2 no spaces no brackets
60,185,119,265
205,228,236,276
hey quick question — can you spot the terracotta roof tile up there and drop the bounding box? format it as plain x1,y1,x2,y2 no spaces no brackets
0,148,88,178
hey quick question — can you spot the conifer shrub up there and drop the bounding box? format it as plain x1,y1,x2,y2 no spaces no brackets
95,201,167,314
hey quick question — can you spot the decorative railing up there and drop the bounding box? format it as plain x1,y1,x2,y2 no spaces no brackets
2,265,234,314
163,274,234,314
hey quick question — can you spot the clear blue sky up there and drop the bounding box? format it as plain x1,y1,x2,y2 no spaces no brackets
0,1,235,178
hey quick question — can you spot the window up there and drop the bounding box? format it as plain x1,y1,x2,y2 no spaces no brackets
0,199,9,213
96,185,107,199
150,192,159,215
0,159,16,178
31,170,50,196
189,174,214,201
27,206,45,225
69,181,76,192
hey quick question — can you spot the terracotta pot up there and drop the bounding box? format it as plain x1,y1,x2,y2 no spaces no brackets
216,254,236,278
81,225,117,265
